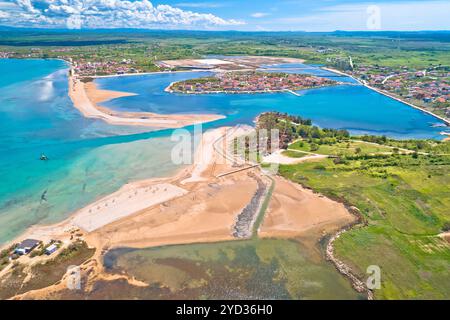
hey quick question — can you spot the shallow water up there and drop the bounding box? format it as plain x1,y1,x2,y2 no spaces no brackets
0,59,184,243
101,239,365,300
0,58,447,244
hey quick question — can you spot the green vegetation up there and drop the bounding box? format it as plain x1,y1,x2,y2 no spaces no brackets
289,139,393,156
257,112,349,149
357,135,450,155
280,150,450,299
0,245,15,271
0,240,94,299
281,150,309,158
29,240,62,258
252,176,275,238
1,30,449,73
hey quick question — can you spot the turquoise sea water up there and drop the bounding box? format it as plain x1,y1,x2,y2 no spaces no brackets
0,59,447,244
0,59,185,244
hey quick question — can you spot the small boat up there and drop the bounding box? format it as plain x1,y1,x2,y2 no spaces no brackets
432,123,447,128
40,153,49,161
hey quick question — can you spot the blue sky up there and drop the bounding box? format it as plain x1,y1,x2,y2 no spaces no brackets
0,0,449,31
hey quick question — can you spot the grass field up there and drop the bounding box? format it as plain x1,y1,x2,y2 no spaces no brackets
2,30,449,72
288,139,395,156
279,152,450,299
281,150,310,158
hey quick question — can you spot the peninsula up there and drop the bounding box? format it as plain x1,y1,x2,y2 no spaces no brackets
166,71,340,94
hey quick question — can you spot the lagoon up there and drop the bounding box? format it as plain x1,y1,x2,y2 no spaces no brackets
98,66,446,139
0,58,447,244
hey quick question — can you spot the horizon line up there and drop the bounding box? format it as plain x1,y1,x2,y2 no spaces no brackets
1,27,450,33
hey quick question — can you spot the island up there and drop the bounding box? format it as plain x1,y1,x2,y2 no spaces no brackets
166,71,340,94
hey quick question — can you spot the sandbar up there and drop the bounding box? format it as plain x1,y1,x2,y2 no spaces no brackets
69,75,225,128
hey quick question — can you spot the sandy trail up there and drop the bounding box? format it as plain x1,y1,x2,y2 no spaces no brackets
263,149,328,164
439,231,450,243
69,76,224,128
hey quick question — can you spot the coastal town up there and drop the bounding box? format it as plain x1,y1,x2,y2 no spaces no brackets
167,71,339,94
71,58,141,76
3,43,449,124
349,64,450,119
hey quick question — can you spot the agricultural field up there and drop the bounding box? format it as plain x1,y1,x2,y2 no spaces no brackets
1,30,450,73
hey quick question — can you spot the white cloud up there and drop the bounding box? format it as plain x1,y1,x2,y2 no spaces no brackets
66,13,82,29
275,1,450,31
175,2,226,9
0,10,9,18
0,0,245,29
251,12,269,18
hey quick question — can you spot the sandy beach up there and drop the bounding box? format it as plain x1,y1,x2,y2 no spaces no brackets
259,177,356,239
2,127,256,250
68,75,225,128
2,122,364,300
2,122,356,253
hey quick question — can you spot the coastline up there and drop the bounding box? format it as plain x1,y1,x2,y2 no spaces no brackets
2,120,365,299
322,67,450,128
68,74,225,128
5,58,448,299
91,69,207,79
0,126,252,249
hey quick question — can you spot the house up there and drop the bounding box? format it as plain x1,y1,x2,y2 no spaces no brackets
45,244,58,255
14,239,40,255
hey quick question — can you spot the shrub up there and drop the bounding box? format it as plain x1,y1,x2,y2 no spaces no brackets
442,222,450,232
313,164,326,171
